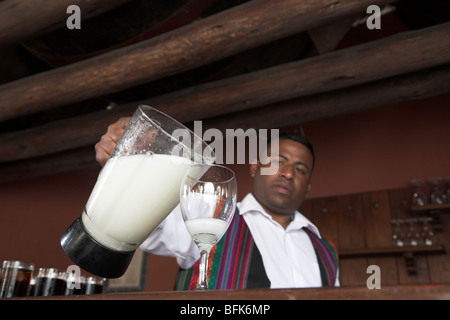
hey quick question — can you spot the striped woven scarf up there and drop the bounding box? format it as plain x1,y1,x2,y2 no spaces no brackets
174,210,338,290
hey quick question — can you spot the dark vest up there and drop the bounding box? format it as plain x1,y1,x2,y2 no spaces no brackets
174,209,339,290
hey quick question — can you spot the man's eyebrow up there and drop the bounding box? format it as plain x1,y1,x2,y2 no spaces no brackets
278,154,311,170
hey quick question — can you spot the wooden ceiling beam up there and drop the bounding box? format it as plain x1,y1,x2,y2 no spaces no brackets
0,66,449,184
0,0,391,122
146,22,450,123
0,0,132,48
1,22,450,163
201,66,450,132
0,146,98,184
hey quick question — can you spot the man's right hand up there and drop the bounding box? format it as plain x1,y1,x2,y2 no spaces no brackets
95,117,131,166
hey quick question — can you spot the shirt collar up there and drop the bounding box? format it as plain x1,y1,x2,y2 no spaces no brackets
238,193,321,238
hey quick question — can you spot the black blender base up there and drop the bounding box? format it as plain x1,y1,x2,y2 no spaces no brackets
61,217,135,279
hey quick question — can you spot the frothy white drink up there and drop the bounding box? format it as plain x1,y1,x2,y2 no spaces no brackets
184,218,230,251
82,154,193,251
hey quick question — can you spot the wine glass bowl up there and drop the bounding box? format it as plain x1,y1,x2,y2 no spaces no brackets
411,179,428,206
179,164,237,290
429,177,446,204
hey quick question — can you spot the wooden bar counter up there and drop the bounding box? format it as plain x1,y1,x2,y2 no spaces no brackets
19,284,450,300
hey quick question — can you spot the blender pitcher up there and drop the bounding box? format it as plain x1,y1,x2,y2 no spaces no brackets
61,105,215,278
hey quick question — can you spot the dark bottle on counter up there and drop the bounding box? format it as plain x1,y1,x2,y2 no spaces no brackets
53,272,68,296
84,277,105,294
64,273,86,295
34,268,59,296
0,261,34,298
27,276,36,296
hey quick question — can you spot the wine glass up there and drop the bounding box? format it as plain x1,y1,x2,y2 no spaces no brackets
405,218,420,246
411,179,428,206
391,219,405,247
179,164,237,290
429,177,446,204
420,217,434,246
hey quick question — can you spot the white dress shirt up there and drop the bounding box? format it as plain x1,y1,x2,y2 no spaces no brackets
140,193,339,288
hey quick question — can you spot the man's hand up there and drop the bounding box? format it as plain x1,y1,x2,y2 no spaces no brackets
95,117,131,166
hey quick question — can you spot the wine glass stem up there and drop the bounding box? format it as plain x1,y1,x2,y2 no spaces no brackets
197,249,210,290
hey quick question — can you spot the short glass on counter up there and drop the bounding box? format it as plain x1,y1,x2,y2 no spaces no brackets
0,260,34,298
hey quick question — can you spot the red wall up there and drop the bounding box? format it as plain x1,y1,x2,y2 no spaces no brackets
229,94,450,201
0,93,448,291
0,167,99,270
304,94,450,198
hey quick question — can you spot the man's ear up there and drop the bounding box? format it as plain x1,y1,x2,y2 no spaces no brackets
249,162,259,178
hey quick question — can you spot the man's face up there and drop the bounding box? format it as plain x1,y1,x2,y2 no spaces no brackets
250,139,313,216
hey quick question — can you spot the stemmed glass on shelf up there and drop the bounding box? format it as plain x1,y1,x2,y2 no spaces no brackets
411,179,428,206
429,177,446,204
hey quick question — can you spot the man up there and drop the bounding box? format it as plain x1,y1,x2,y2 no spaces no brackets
95,117,339,289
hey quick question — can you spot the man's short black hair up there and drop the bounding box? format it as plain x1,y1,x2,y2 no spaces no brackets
267,132,315,170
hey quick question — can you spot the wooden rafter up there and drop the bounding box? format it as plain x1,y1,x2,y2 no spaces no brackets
0,0,132,48
0,66,449,184
1,22,449,163
0,0,392,122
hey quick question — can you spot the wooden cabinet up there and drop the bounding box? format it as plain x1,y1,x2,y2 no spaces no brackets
300,188,449,286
